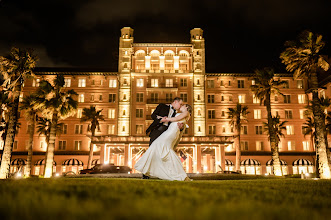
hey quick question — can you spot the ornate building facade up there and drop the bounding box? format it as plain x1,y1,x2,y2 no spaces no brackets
5,27,326,176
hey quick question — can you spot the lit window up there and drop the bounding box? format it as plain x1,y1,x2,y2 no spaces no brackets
78,78,86,87
136,125,143,134
64,78,71,87
137,79,144,87
151,79,158,87
238,95,245,103
74,141,82,150
288,141,295,150
32,78,40,87
165,79,173,87
256,141,264,151
107,125,115,134
297,80,303,89
303,141,309,151
253,95,260,104
78,94,84,102
299,110,305,119
109,79,117,88
108,109,115,119
298,95,305,104
207,80,214,88
286,125,294,135
254,110,261,119
77,109,82,118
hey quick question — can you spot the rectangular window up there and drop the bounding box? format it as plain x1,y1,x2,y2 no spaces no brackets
253,95,260,104
208,110,216,119
74,141,82,151
207,95,215,103
136,109,143,118
137,79,144,87
58,141,67,150
108,109,115,119
288,141,295,151
286,125,294,135
229,96,233,102
298,94,306,104
283,80,290,88
299,110,305,119
180,79,187,87
109,79,117,88
78,94,84,102
284,95,291,103
240,141,248,151
241,125,248,135
274,95,279,102
251,80,255,85
91,80,95,86
64,78,71,87
136,125,143,135
78,78,86,87
165,79,173,87
255,126,263,135
238,80,244,88
208,125,216,135
222,125,226,133
75,125,83,134
99,94,103,101
207,80,215,88
285,110,293,119
297,80,304,89
107,125,115,134
151,79,158,87
179,64,187,71
303,141,309,151
220,81,224,86
254,110,261,119
136,93,144,102
109,94,116,103
166,93,173,102
238,95,245,103
221,111,225,117
151,93,159,102
221,95,224,101
77,109,82,118
180,93,188,102
61,124,68,134
90,94,94,101
256,141,264,151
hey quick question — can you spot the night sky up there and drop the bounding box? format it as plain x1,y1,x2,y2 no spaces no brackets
0,0,330,73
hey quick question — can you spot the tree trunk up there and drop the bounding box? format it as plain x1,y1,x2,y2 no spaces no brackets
311,72,331,179
26,115,35,177
266,94,282,176
87,128,96,169
235,124,241,172
0,84,21,179
44,112,58,178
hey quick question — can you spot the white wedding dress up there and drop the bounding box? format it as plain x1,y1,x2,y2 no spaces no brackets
134,113,188,181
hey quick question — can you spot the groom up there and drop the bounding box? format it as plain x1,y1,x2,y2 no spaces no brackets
144,97,184,179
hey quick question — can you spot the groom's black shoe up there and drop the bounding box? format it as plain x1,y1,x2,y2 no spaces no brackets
142,174,150,179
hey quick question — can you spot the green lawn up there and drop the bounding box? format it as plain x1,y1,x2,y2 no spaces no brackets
0,177,330,220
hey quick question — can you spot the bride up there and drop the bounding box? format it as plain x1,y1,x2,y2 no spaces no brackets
134,104,193,181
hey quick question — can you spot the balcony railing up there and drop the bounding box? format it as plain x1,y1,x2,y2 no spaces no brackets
134,69,191,73
146,83,178,88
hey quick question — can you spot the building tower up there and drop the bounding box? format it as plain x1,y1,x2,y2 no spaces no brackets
190,28,206,136
118,27,134,136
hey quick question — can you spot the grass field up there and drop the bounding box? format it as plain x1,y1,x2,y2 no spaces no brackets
0,177,330,220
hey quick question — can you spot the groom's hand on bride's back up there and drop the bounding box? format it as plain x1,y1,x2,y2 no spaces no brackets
160,117,168,122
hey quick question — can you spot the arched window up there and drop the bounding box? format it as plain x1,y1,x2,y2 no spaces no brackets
179,50,189,57
164,50,175,57
135,50,145,57
150,50,160,58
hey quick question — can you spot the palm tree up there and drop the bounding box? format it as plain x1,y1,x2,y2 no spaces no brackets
303,117,316,151
227,103,249,172
264,115,287,171
35,75,78,178
250,68,286,176
264,115,287,175
36,117,63,154
0,47,38,179
19,94,39,177
81,106,105,169
280,31,331,179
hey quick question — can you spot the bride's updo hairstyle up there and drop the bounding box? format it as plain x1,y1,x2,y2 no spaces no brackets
185,104,192,115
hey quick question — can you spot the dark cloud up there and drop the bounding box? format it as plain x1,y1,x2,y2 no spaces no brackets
0,0,330,72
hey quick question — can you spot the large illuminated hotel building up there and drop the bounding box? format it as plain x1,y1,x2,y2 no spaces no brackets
5,27,331,176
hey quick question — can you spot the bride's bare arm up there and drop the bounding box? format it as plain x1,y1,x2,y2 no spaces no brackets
166,111,189,122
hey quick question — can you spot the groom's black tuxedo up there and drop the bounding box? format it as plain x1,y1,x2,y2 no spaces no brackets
146,103,176,146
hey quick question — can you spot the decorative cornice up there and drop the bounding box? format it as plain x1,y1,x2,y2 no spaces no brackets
133,43,192,47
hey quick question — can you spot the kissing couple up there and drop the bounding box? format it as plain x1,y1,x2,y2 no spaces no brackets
134,97,193,181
